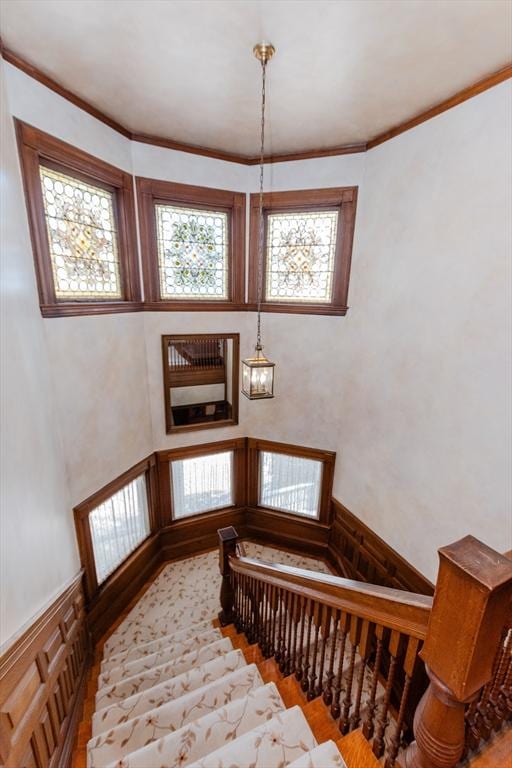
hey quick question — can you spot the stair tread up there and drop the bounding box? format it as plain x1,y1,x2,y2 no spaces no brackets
287,740,347,767
337,728,381,767
96,637,233,707
102,616,217,661
104,682,285,768
186,705,317,768
100,625,222,677
88,663,264,767
92,648,246,736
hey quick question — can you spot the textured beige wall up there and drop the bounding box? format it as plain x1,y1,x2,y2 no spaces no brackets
0,63,80,648
332,81,512,578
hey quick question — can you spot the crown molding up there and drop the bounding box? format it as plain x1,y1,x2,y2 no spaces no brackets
2,45,132,138
2,44,511,164
367,63,512,149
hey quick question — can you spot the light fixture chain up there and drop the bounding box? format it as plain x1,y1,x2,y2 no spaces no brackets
256,59,267,350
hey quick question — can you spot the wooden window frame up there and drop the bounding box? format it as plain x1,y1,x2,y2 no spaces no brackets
248,187,358,316
73,455,158,602
157,438,247,526
247,438,335,526
15,120,141,317
137,178,246,310
162,332,240,434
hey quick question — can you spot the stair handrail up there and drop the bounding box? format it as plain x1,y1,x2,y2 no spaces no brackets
229,555,432,639
218,527,512,768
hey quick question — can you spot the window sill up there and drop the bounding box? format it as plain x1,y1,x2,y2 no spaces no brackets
41,300,143,318
40,300,348,317
245,302,348,316
143,300,248,312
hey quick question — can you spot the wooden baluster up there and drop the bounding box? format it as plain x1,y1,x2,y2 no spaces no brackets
495,630,512,725
486,626,511,730
471,634,506,743
331,613,350,719
362,626,384,740
255,580,264,646
307,602,322,700
270,584,279,657
323,608,340,705
275,588,284,663
385,635,420,768
372,628,400,757
499,645,512,720
233,571,241,631
242,574,249,634
245,576,252,641
266,583,276,657
284,592,295,675
316,606,332,697
279,590,291,672
261,582,271,656
350,620,374,731
340,616,362,734
295,596,308,682
217,526,238,626
247,576,257,643
301,600,314,693
403,536,512,768
290,593,302,675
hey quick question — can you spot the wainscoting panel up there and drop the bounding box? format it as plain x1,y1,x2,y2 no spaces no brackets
159,508,247,562
0,574,89,768
87,533,161,644
244,505,330,560
329,499,434,595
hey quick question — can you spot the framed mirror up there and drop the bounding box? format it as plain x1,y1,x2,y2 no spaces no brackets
162,333,239,433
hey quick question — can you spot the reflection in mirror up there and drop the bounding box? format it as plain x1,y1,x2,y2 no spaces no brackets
162,334,239,433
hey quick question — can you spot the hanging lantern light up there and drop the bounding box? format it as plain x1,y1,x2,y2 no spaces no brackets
242,42,276,401
242,343,276,399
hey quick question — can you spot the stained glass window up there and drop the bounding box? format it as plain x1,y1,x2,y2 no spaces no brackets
155,205,229,300
265,210,339,303
39,166,122,300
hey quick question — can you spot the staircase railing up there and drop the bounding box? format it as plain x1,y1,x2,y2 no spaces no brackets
218,528,512,768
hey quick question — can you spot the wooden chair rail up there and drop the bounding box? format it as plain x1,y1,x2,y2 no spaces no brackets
229,555,432,639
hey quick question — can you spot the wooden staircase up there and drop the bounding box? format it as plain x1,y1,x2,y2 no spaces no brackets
71,536,512,768
219,621,381,767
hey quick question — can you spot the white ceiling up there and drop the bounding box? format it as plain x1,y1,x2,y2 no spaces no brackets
1,0,511,156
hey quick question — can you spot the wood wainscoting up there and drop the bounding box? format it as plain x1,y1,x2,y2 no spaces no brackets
86,533,161,644
159,508,247,562
0,574,89,768
244,506,331,561
328,498,434,595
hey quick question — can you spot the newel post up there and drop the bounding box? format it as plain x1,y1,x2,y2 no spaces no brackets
403,535,512,768
218,526,239,626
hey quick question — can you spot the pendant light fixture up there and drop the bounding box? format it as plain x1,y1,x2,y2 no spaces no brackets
242,42,276,400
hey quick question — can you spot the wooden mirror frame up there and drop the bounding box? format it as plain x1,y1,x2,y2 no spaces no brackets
162,333,240,434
